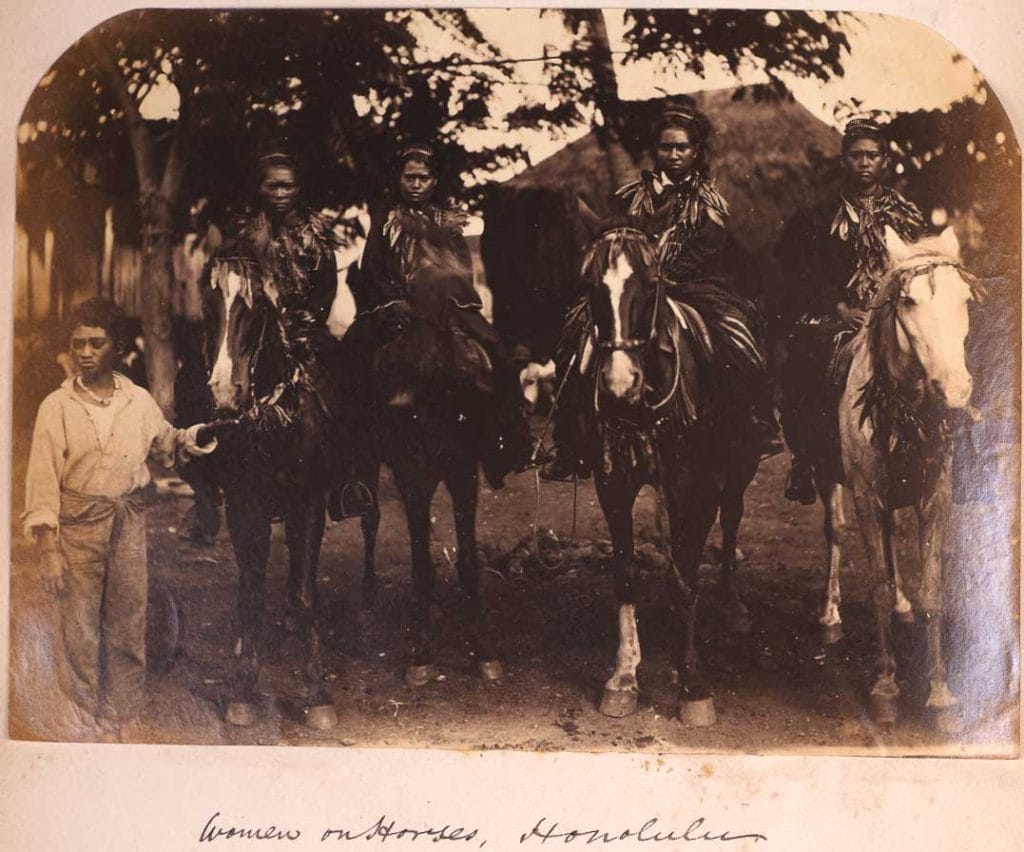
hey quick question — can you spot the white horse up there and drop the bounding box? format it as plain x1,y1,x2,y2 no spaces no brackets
829,225,976,730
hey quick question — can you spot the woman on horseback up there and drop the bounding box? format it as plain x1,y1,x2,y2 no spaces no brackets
353,143,535,488
542,101,780,480
205,147,374,518
776,118,925,503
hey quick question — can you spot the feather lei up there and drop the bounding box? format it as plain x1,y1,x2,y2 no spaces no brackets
829,188,925,306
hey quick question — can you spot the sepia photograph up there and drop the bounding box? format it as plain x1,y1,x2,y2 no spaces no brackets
5,4,1019,764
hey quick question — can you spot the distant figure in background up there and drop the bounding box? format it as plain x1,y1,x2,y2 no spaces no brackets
775,118,925,503
518,357,556,416
22,298,216,742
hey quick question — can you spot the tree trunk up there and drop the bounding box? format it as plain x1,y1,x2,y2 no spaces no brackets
86,29,183,419
581,10,637,192
139,194,179,418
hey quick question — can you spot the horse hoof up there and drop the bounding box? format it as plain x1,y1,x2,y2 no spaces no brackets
306,704,338,731
895,608,916,625
678,697,717,727
821,623,844,645
478,660,503,682
600,688,638,718
405,664,440,688
225,701,257,727
869,693,899,727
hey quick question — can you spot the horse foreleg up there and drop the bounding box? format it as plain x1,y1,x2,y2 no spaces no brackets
223,490,272,725
447,462,500,681
917,479,961,732
663,472,719,726
816,477,846,644
889,528,915,624
397,475,440,687
596,483,642,718
851,486,900,726
360,462,382,607
718,481,751,635
285,491,335,728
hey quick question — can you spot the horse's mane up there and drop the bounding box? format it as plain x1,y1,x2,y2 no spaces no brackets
579,222,659,288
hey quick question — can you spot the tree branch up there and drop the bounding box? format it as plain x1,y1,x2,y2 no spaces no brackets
83,28,158,196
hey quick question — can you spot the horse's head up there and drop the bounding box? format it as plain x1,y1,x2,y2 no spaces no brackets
878,226,977,409
581,225,661,409
204,264,286,418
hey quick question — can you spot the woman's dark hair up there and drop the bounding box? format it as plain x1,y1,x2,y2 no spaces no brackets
653,99,713,174
397,143,439,174
842,118,889,155
68,297,128,352
253,145,302,189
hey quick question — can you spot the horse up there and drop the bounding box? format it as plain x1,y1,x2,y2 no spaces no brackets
372,270,503,688
826,225,978,729
575,222,765,726
202,262,380,729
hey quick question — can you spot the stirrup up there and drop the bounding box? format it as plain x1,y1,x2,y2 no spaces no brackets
329,482,376,520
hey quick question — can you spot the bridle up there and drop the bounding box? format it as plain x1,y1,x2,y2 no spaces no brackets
878,254,975,370
589,228,663,354
586,227,681,415
209,276,308,428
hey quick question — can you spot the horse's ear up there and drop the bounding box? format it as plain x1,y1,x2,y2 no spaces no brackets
577,195,603,238
884,226,913,263
936,225,961,260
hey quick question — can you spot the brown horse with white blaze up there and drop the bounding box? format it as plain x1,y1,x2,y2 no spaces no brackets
202,263,380,729
575,223,765,726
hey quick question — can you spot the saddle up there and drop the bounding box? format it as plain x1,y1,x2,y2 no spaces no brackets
449,327,494,397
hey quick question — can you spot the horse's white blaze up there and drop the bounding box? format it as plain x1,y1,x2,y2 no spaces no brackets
603,251,639,398
209,269,243,409
899,268,973,409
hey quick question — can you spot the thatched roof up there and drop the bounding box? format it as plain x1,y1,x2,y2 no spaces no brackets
503,86,842,258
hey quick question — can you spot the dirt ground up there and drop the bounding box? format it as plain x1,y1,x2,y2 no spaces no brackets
7,419,1019,756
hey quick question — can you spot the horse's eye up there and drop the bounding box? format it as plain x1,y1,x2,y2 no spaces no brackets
899,292,916,306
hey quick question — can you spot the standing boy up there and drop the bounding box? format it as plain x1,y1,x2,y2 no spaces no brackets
22,298,217,741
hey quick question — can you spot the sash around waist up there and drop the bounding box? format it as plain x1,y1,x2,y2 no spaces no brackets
59,485,155,527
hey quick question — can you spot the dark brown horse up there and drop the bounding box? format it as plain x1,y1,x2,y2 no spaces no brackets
202,264,380,729
576,225,764,726
373,269,503,688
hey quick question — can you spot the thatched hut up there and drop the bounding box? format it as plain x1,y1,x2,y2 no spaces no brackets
481,86,842,359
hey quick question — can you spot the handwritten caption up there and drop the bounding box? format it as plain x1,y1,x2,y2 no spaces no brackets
199,812,767,846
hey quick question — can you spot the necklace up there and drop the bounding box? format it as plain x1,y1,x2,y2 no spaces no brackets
75,375,118,407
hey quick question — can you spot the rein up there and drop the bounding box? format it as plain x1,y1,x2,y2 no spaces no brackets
585,228,678,418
